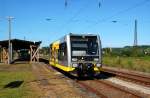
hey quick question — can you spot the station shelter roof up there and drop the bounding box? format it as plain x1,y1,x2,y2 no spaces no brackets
0,39,41,50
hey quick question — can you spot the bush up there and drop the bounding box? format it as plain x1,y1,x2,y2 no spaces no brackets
116,56,121,65
121,48,132,57
103,46,150,57
126,60,133,69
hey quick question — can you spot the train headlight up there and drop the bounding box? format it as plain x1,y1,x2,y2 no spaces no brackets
72,63,78,67
72,58,77,61
96,63,102,67
94,58,99,61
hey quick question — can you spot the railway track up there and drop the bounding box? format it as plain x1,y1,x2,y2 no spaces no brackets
31,62,92,98
76,80,107,98
41,61,150,98
72,66,150,98
76,79,144,98
102,66,150,87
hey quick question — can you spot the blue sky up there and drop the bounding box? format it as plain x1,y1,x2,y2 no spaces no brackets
0,0,150,47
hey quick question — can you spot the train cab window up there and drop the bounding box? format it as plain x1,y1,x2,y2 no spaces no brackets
71,36,99,56
87,39,98,55
58,43,67,60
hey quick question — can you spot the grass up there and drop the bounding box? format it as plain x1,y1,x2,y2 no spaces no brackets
103,56,150,73
0,63,37,98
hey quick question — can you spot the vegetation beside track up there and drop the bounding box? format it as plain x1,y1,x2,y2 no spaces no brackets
103,46,150,73
103,56,150,73
0,63,37,98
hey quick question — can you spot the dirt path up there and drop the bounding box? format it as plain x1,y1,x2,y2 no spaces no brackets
30,62,92,98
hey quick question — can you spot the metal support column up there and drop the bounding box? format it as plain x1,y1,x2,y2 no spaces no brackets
7,16,14,64
10,43,13,62
134,19,138,46
0,45,2,63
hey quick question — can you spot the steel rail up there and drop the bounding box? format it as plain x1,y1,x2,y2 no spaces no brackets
102,66,150,86
94,80,142,98
76,80,108,98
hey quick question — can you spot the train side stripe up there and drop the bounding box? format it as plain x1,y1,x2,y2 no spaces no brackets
50,61,75,72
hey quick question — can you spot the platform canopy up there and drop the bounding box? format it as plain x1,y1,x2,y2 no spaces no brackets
0,39,41,50
0,39,42,64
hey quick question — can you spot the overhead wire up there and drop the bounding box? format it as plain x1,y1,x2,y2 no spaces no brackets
98,0,103,8
65,0,68,8
59,0,91,32
87,0,150,29
60,0,104,32
59,0,150,32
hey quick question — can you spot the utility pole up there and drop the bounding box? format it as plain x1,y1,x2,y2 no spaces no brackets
134,19,138,46
7,16,14,64
24,36,26,40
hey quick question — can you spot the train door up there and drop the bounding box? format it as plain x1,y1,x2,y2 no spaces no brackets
54,47,57,64
50,45,57,66
54,47,60,65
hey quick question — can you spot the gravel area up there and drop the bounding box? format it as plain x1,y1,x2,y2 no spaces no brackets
105,77,150,95
29,62,150,98
30,62,96,98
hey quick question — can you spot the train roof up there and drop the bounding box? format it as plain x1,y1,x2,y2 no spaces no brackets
50,33,100,45
69,33,98,36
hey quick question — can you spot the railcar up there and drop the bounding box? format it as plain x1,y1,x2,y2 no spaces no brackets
49,33,102,77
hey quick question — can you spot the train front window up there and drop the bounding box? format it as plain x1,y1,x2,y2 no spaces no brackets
71,36,99,57
71,41,87,56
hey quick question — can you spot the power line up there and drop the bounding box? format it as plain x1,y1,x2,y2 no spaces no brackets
60,0,104,32
65,0,68,8
60,1,90,32
98,0,103,8
87,0,150,28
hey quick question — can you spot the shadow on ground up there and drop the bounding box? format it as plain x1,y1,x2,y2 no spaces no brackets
4,80,24,88
10,58,49,64
39,58,49,64
11,58,30,64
